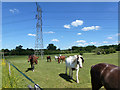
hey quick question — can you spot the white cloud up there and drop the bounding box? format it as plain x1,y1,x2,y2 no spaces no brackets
90,42,97,45
107,37,113,39
64,24,70,29
76,40,86,43
9,9,14,13
71,20,83,27
9,8,19,14
77,43,84,46
82,26,100,31
28,33,36,36
77,33,82,35
103,41,108,43
44,31,55,34
51,39,59,42
78,43,88,46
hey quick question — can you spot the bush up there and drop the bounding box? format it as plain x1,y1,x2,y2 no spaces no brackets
101,51,106,54
79,51,83,55
97,51,101,55
104,49,110,54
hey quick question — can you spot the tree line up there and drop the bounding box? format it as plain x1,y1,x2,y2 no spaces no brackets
1,44,120,56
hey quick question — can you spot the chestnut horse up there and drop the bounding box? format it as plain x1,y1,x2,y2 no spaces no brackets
28,55,38,64
26,55,38,72
58,56,66,63
47,56,51,62
90,63,120,90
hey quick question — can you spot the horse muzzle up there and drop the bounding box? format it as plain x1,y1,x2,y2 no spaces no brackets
79,65,83,68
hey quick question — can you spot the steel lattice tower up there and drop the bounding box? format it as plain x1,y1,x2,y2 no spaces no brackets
34,2,44,59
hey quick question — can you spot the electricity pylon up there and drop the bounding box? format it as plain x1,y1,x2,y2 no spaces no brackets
34,2,44,60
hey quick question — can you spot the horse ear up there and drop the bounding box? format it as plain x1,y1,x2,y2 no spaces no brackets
80,57,84,63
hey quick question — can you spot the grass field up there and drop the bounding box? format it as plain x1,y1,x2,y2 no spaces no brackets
2,52,118,88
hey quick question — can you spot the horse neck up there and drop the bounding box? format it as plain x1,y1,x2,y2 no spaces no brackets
72,59,77,67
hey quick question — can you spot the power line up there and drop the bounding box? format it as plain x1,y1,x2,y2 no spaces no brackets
42,11,118,14
3,18,35,25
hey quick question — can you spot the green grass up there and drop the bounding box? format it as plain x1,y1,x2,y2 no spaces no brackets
2,52,118,88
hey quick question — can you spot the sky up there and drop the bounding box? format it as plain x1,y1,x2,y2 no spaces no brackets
2,2,118,50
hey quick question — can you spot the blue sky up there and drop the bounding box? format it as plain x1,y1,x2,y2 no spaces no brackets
2,2,118,50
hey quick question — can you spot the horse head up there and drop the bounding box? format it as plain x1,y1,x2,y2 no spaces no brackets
75,55,84,68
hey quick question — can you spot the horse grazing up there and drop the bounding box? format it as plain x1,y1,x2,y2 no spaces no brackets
90,63,120,90
65,55,84,83
26,55,39,72
28,55,38,64
47,56,51,62
58,56,66,63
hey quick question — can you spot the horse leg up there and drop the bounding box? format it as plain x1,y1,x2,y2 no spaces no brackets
91,70,103,90
91,77,102,90
63,59,65,63
32,64,34,71
69,68,72,78
76,69,79,83
69,68,71,77
65,66,67,75
71,70,73,80
47,59,48,62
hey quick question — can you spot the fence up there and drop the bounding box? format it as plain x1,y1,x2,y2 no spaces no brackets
3,57,42,90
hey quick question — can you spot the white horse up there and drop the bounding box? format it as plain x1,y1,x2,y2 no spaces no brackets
55,55,58,61
65,55,84,83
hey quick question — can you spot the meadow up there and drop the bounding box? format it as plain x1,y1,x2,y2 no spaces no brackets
2,52,118,88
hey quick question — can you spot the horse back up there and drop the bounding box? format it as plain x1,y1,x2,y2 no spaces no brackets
101,65,120,89
91,63,120,89
47,56,51,59
60,56,65,59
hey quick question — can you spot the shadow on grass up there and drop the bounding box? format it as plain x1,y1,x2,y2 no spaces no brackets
25,68,33,72
59,73,76,83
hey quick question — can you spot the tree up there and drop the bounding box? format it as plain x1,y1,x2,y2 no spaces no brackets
47,44,57,50
15,45,23,50
58,48,60,51
85,45,96,52
118,43,120,51
15,45,24,55
72,46,79,50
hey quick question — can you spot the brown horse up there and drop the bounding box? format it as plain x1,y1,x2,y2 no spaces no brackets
28,55,38,64
26,55,38,72
90,63,120,90
47,56,51,62
58,56,66,63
